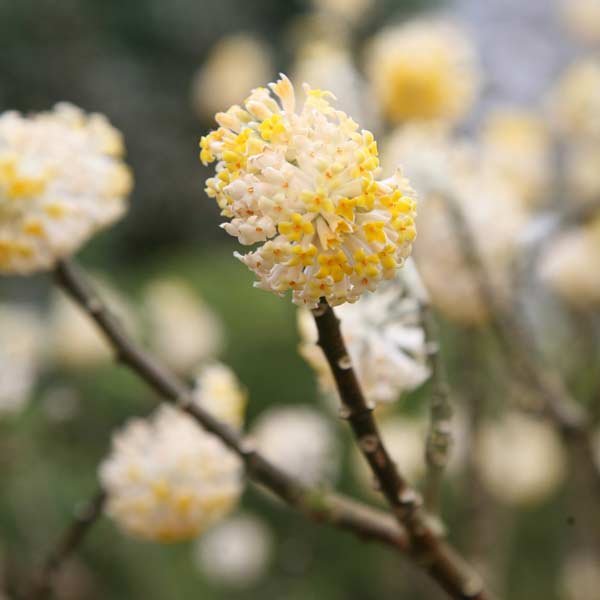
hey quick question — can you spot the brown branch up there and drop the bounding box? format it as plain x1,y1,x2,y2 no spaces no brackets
443,193,600,494
312,299,491,600
27,490,106,599
29,258,408,599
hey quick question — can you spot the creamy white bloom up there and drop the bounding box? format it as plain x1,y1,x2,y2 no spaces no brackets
191,363,246,430
475,412,566,506
191,34,274,122
539,218,600,310
143,278,224,374
298,265,430,405
252,405,339,486
193,512,272,587
200,74,417,307
559,553,600,600
551,60,600,141
565,141,600,204
0,303,43,415
99,363,246,542
0,103,132,273
50,275,139,369
560,0,600,44
365,20,479,125
479,108,551,206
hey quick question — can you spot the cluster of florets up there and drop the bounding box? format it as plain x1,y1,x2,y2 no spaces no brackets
200,75,417,307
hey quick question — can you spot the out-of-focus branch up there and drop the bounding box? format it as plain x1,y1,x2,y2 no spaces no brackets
27,490,106,600
28,259,409,599
420,303,453,515
443,193,600,493
312,299,491,600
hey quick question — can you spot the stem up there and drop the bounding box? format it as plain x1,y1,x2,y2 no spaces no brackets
421,303,453,515
312,299,491,600
29,259,408,600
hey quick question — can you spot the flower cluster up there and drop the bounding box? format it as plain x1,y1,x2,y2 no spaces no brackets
99,363,246,542
0,104,132,274
298,266,430,406
200,75,417,307
474,412,566,506
251,405,339,486
365,21,479,125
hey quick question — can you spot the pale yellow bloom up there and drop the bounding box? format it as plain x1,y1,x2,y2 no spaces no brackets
0,104,131,273
191,34,273,121
365,20,479,125
99,363,245,542
560,0,600,44
475,412,566,506
200,74,417,307
539,217,600,310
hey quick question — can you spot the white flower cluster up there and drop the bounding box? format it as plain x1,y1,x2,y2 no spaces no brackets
193,512,272,587
143,278,224,374
0,103,132,274
252,405,339,486
99,363,246,542
0,303,44,415
365,20,479,125
298,265,430,406
474,412,566,506
200,75,417,307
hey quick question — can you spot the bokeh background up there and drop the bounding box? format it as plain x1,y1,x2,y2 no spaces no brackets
2,0,600,598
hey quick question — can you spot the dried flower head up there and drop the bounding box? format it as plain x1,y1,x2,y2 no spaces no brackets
0,103,132,274
252,405,339,486
298,265,430,406
365,20,479,125
99,363,246,542
200,74,417,307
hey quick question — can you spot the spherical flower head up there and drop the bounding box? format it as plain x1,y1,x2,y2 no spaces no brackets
365,20,479,125
193,512,272,588
0,103,132,274
474,412,566,506
479,107,551,206
200,74,417,308
560,0,600,45
539,217,600,310
99,364,246,542
298,264,430,406
0,303,43,415
550,59,600,142
143,278,224,374
251,405,340,486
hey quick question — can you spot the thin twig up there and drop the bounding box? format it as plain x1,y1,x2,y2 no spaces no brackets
29,259,408,600
444,192,600,494
312,299,491,600
421,303,453,515
27,490,106,599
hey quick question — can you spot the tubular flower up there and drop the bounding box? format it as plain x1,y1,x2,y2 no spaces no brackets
0,103,132,274
365,20,479,125
200,75,417,307
99,363,246,542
